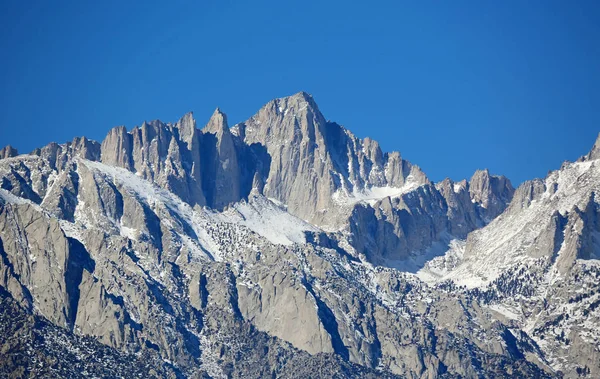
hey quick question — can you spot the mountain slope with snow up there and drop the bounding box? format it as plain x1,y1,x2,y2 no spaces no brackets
417,137,600,376
0,93,597,378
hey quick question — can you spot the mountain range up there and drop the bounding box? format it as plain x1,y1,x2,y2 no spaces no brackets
0,92,598,378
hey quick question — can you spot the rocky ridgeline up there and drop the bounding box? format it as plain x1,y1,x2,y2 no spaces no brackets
2,92,515,263
0,92,598,378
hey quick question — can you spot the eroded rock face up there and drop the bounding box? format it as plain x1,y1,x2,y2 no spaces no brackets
0,156,54,203
554,193,600,273
508,178,547,212
436,178,482,237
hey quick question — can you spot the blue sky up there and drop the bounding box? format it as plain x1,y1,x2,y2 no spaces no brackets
1,1,599,185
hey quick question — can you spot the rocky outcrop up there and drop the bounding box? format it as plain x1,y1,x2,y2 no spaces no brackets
508,178,547,212
0,288,178,378
40,162,79,221
345,171,515,264
0,201,93,328
32,137,100,172
555,193,600,273
436,178,483,237
237,270,335,355
0,145,18,160
347,184,449,263
469,169,515,222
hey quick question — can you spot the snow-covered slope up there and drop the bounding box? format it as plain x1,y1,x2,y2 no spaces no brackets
414,149,600,376
80,159,322,255
436,159,600,287
218,194,320,245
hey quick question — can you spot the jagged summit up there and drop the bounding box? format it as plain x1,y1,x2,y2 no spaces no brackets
202,107,229,135
274,90,317,107
0,92,515,233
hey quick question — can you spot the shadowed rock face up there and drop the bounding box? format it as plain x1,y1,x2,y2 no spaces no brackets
3,91,599,378
201,109,241,210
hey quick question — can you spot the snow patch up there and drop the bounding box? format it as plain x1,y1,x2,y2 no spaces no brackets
218,195,319,245
332,180,422,206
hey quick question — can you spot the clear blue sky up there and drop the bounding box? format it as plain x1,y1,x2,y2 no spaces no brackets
1,1,599,185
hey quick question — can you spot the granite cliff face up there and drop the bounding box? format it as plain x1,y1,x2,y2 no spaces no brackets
0,92,597,378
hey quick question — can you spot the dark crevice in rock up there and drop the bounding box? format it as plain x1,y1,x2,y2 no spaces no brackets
104,291,143,332
141,203,163,253
305,231,360,264
123,243,139,263
166,207,197,240
64,237,95,329
105,179,124,221
145,339,160,351
199,273,209,309
238,142,271,200
302,278,349,360
551,211,568,263
145,280,174,316
200,132,219,208
227,268,243,319
175,318,201,359
368,313,383,369
60,168,80,222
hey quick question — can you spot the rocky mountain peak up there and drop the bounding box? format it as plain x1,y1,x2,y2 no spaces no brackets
274,91,318,112
246,91,325,143
469,168,515,221
175,111,197,144
0,145,18,159
203,108,229,135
